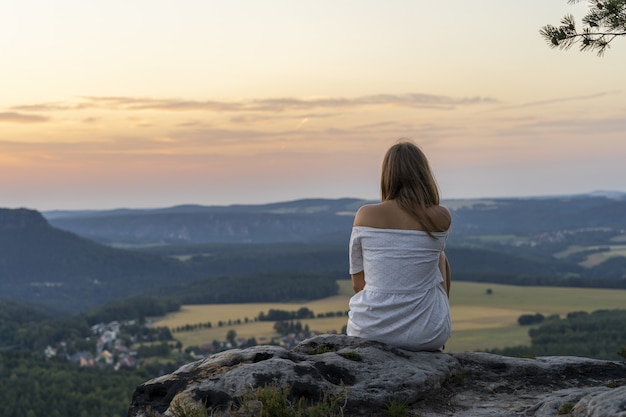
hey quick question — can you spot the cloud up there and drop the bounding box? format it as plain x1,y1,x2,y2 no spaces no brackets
176,120,212,128
354,121,407,130
12,93,498,114
0,112,49,123
96,93,497,112
230,112,335,125
494,114,626,140
495,91,620,111
10,102,89,112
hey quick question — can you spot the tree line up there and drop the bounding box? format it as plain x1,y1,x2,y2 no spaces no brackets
492,309,626,360
0,350,180,417
153,272,339,304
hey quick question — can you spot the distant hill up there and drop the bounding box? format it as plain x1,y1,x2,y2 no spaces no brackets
0,208,195,313
44,198,365,245
449,195,626,236
44,194,626,245
42,194,626,285
0,206,355,313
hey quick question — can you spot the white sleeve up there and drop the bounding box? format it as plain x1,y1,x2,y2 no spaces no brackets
349,227,364,274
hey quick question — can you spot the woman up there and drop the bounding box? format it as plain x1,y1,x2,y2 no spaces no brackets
347,140,452,351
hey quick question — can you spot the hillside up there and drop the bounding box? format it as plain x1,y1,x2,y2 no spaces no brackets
0,208,196,312
449,194,626,236
0,208,346,313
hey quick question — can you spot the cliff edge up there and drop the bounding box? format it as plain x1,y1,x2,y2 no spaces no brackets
127,334,626,417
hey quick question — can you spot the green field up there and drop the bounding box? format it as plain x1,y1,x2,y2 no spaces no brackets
152,281,626,353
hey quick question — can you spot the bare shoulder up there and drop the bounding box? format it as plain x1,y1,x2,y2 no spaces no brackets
353,203,385,227
354,202,451,231
427,205,452,231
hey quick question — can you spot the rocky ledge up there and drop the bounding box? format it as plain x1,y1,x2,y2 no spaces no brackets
128,334,626,417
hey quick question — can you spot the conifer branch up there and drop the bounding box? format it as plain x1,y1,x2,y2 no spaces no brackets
541,0,626,56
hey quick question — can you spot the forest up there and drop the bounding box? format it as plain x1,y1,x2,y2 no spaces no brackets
0,350,177,417
491,309,626,360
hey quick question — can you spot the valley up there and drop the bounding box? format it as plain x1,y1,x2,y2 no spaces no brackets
2,195,626,417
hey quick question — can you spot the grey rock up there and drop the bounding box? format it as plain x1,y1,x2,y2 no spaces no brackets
127,334,626,417
571,385,626,417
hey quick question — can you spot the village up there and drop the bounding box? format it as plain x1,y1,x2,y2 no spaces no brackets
41,315,342,370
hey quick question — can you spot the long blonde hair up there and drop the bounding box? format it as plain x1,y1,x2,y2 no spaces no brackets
380,140,441,234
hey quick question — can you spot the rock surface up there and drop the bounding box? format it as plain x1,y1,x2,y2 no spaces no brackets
128,334,626,417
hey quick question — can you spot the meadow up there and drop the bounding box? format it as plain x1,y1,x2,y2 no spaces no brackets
152,280,626,352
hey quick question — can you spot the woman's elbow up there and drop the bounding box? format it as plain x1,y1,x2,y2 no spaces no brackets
351,271,365,293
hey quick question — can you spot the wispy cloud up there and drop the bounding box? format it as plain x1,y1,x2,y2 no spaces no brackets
229,112,335,125
0,112,50,123
11,93,498,114
10,102,89,112
495,91,620,111
494,114,626,139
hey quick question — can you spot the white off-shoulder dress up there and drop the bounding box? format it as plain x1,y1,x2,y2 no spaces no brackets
347,226,451,351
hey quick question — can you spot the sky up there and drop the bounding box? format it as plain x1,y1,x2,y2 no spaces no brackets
2,0,625,210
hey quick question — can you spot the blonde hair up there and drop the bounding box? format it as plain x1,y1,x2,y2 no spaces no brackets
380,140,441,234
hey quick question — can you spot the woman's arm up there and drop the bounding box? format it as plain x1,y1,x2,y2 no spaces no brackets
439,251,451,298
351,271,365,293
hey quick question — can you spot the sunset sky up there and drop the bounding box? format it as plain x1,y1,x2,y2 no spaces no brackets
2,1,625,210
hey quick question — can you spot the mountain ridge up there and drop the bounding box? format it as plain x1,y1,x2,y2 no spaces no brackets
43,198,367,245
41,193,626,245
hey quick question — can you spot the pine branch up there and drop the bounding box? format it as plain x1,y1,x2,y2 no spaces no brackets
541,0,626,56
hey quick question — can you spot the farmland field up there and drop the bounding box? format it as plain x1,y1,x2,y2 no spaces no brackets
152,280,626,352
554,244,626,267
